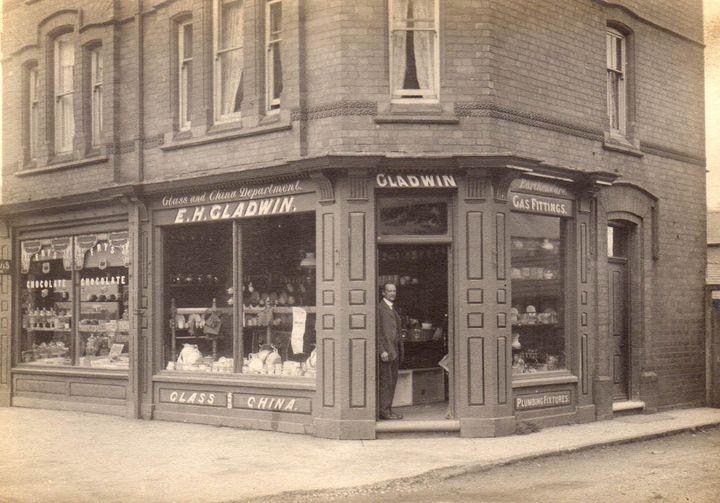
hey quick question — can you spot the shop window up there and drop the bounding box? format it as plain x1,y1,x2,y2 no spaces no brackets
378,198,448,236
54,32,75,154
265,0,282,112
89,46,104,145
606,28,626,136
77,237,130,369
389,0,439,100
510,214,567,375
19,233,130,368
25,62,40,162
164,223,234,372
213,0,244,121
241,214,316,378
178,20,193,130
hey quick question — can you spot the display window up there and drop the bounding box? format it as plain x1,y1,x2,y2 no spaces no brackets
165,223,234,372
510,214,567,376
163,213,316,379
19,232,130,368
240,214,316,378
378,198,448,236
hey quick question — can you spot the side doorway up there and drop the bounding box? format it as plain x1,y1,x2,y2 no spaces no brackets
608,224,631,401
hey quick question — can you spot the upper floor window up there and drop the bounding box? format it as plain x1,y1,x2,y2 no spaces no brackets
265,0,282,112
213,0,244,121
178,20,193,130
26,63,40,161
606,28,626,135
90,47,103,145
389,0,439,100
54,32,75,154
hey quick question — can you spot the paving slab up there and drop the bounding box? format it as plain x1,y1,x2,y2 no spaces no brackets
0,407,719,503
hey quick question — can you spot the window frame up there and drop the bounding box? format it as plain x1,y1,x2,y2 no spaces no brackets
178,20,193,131
606,28,627,136
26,63,40,161
53,32,76,154
265,0,282,113
90,46,104,146
213,0,244,123
388,0,440,102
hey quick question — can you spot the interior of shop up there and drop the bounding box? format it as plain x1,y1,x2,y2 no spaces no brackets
378,244,450,419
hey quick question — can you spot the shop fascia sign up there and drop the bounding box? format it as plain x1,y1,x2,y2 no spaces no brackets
159,387,311,414
376,173,457,189
514,390,572,411
161,180,305,224
510,177,574,217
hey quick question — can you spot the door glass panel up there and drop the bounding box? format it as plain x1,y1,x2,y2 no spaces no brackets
378,199,448,235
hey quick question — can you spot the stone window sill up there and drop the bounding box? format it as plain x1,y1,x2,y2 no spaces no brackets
15,155,109,178
603,134,643,157
160,120,292,152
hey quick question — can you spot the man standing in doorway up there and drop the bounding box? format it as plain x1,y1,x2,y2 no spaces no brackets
378,283,403,420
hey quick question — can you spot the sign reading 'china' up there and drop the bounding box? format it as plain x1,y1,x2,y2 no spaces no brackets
376,174,457,189
510,193,573,217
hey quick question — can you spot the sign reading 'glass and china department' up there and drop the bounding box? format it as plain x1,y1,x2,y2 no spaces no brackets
159,180,309,225
514,390,572,411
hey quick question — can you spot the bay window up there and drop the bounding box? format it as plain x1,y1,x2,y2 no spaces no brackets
389,0,439,100
213,0,244,121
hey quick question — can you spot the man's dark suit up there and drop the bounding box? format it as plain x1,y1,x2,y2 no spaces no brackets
377,299,402,418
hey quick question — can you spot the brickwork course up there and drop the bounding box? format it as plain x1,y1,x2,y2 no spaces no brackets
0,0,708,414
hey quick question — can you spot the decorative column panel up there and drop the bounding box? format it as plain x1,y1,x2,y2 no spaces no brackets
313,169,376,439
455,170,515,437
126,198,149,419
0,221,11,406
575,195,596,423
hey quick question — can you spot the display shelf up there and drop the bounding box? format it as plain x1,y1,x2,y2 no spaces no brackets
512,323,562,329
25,327,72,333
243,306,316,314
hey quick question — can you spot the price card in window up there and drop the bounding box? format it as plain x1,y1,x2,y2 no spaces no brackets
108,343,125,359
291,307,307,354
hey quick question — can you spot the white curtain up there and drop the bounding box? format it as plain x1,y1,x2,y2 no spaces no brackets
413,0,435,93
220,0,244,116
390,0,408,93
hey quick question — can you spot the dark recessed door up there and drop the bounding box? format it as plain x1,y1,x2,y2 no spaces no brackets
609,260,629,400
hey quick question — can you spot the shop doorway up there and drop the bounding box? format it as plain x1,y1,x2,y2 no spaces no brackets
608,224,630,400
378,244,451,420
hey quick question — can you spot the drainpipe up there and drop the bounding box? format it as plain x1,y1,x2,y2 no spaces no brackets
135,0,144,181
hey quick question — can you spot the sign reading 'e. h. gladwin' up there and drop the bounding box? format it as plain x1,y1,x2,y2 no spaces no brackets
376,174,457,189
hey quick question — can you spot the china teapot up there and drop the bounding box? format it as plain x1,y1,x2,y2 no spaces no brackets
177,343,202,365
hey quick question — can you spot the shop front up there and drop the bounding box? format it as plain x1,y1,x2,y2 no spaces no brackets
1,163,619,438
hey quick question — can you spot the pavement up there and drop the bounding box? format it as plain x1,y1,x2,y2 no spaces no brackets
1,406,719,503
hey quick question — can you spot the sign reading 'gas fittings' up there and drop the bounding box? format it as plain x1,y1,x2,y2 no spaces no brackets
232,393,312,414
510,193,574,217
376,173,457,189
0,259,11,275
159,388,228,407
514,390,572,411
